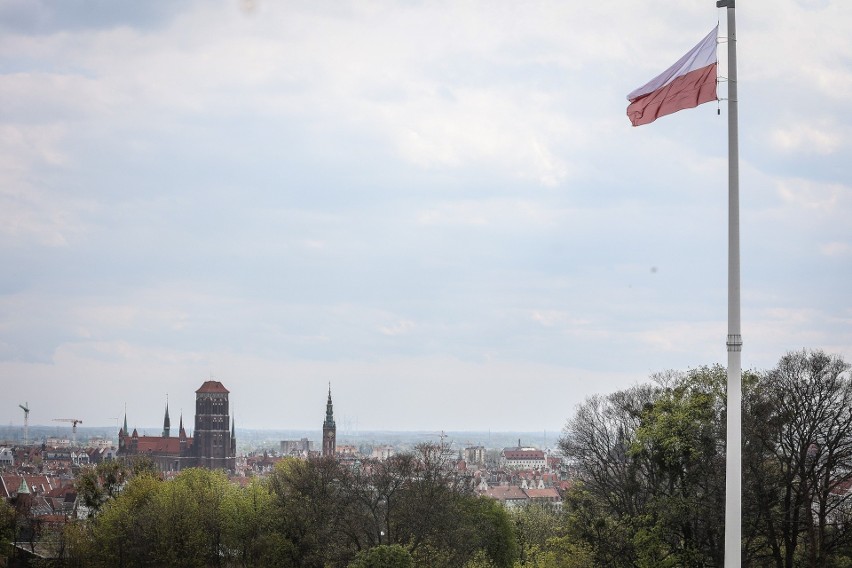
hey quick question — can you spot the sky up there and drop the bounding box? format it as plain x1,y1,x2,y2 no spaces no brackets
1,0,850,434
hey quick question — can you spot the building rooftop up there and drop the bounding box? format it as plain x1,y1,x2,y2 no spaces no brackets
196,380,230,394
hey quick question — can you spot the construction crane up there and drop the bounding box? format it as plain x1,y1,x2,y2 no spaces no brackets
427,430,449,450
53,418,83,445
19,402,30,445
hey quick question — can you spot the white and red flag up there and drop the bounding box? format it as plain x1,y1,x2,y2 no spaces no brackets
626,26,718,126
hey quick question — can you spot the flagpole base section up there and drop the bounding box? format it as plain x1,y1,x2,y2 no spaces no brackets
725,349,743,568
726,334,742,352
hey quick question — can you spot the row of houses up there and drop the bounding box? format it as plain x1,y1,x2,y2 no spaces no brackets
0,445,119,469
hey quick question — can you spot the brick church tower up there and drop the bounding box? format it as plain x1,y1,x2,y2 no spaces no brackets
193,380,236,470
322,384,336,458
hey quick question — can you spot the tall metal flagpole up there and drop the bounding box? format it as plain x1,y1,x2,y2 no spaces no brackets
717,1,741,567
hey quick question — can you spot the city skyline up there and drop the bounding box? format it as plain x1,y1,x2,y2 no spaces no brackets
1,0,850,431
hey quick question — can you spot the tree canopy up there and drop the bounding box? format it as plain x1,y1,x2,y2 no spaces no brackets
8,349,851,568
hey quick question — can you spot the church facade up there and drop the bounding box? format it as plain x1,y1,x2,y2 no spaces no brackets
117,380,236,472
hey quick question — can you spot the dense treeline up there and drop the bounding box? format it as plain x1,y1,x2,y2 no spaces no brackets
61,443,516,568
4,349,851,567
559,349,852,567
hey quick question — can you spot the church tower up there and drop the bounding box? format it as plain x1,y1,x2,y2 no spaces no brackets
322,384,336,458
193,380,235,470
162,398,171,438
118,410,128,451
179,413,188,455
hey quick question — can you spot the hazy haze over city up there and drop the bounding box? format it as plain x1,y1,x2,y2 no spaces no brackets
1,0,850,432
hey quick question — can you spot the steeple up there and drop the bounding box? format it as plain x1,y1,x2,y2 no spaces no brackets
122,409,128,437
179,412,188,455
322,383,336,458
163,396,171,438
324,383,335,428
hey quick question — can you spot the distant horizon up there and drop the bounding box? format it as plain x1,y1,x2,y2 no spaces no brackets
0,424,564,453
0,424,564,436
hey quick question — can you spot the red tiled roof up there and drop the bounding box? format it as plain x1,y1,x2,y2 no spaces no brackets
483,485,528,501
133,436,187,454
196,380,229,394
1,475,55,498
45,484,76,499
503,450,545,460
524,487,560,500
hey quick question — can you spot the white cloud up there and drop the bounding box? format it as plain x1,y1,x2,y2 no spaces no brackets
819,241,852,257
530,311,591,328
379,320,416,337
416,199,569,228
770,122,843,155
776,179,849,213
1,0,851,432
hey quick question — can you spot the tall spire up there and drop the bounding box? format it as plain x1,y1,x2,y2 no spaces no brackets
324,383,335,428
179,412,187,439
163,396,171,438
322,383,336,458
122,406,128,437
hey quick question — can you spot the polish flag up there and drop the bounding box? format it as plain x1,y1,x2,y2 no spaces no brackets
627,26,718,126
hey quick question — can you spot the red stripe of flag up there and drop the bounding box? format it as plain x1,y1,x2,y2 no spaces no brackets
627,26,719,127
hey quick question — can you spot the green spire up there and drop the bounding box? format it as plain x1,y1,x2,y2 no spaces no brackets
17,477,30,495
324,383,335,428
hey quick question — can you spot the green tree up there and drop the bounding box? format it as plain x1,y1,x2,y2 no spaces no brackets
0,498,14,548
222,477,293,567
75,460,129,517
61,521,94,568
559,351,852,568
147,473,208,568
746,350,852,568
530,535,596,568
267,456,352,567
349,544,414,568
127,455,159,478
511,502,561,564
265,447,518,568
90,473,162,568
393,443,471,557
464,496,518,568
559,367,734,567
629,366,727,567
171,468,231,566
560,484,634,568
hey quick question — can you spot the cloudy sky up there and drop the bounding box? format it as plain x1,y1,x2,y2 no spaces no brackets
1,0,850,434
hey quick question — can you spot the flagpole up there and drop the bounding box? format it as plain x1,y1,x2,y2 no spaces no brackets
717,1,741,567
